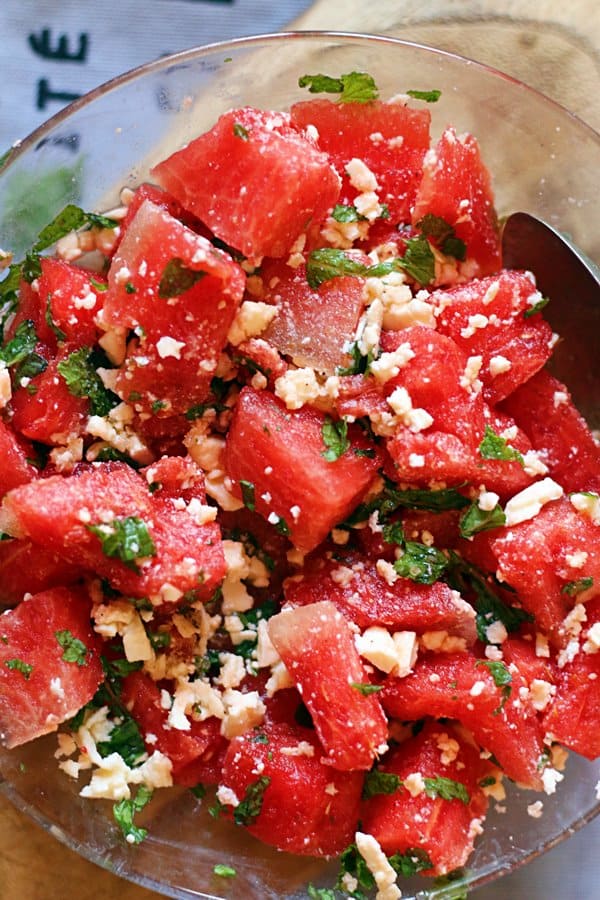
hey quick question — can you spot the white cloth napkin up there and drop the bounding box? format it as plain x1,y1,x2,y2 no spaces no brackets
0,0,313,147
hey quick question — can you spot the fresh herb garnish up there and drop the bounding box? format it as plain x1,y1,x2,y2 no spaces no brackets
57,345,119,416
55,629,88,666
307,886,336,900
190,783,206,799
4,658,33,679
476,659,513,714
233,122,249,140
423,776,470,804
33,204,118,252
394,542,448,584
459,501,506,538
562,576,594,596
298,71,379,103
389,847,433,877
306,248,369,289
239,479,256,511
523,296,550,318
45,294,67,342
113,784,153,844
87,516,156,572
214,864,237,878
331,203,365,223
97,716,146,766
321,416,350,462
478,425,524,465
336,843,376,893
336,340,375,377
407,88,442,103
416,213,466,260
351,682,384,696
232,776,271,826
158,258,205,299
362,770,401,798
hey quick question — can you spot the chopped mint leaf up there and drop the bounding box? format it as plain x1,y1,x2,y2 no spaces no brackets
407,88,441,103
336,843,376,892
321,416,350,462
86,212,119,230
87,516,156,571
423,776,470,804
103,656,143,678
21,252,42,284
55,629,89,666
233,122,249,141
362,770,401,798
476,659,513,696
562,576,594,596
394,541,448,584
32,204,87,251
158,258,205,299
459,501,506,538
331,203,364,223
147,630,171,651
113,784,153,844
479,775,497,788
445,552,533,642
381,520,405,546
249,732,269,745
307,886,335,900
389,847,433,877
240,479,256,511
45,295,67,342
351,682,383,696
190,783,206,799
416,213,466,260
306,248,368,289
442,235,467,261
57,345,119,416
299,71,378,103
4,657,33,679
90,277,108,292
0,319,38,367
214,864,236,878
392,485,470,512
479,425,524,465
336,340,375,376
523,296,550,318
233,775,271,826
97,716,146,767
396,235,435,285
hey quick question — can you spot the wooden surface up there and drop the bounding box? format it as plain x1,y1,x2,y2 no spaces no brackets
2,2,600,899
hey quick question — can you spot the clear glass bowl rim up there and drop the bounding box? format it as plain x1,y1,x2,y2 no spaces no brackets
1,28,600,900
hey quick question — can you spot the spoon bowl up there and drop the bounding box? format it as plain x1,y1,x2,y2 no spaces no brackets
501,211,600,426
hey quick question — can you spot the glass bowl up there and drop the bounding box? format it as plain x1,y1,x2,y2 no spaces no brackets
1,30,600,900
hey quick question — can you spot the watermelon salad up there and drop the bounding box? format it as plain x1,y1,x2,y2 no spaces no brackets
0,69,599,897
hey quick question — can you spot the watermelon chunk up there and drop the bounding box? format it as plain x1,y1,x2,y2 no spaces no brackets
0,420,38,498
40,257,105,348
290,98,431,224
102,199,245,416
0,538,81,607
360,720,491,875
224,386,381,553
219,721,363,855
1,461,225,601
268,600,388,770
152,107,341,259
0,586,103,748
382,651,544,788
412,127,501,276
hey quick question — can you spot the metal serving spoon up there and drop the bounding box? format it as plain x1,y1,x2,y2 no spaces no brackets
501,211,600,428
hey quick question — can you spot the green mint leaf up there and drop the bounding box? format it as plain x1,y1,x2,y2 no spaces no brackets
562,576,594,596
4,657,33,679
391,485,470,512
351,682,383,696
239,479,256,511
113,784,153,844
362,770,401,798
233,775,271,826
445,552,533,642
57,346,119,416
442,235,467,261
22,252,42,284
459,501,506,538
306,248,368,289
214,864,236,878
331,203,364,223
407,88,442,102
396,235,435,285
479,425,524,465
321,416,350,462
90,277,108,292
476,659,513,714
32,204,88,251
523,296,550,318
336,843,376,892
86,212,119,230
147,630,171,651
103,656,143,678
15,352,47,382
394,542,447,584
0,319,38,367
299,71,378,103
423,776,470,804
190,783,206,799
97,715,146,767
336,340,375,376
158,258,205,299
388,847,433,877
381,520,405,546
87,516,156,571
416,213,454,243
45,295,67,342
232,122,249,141
307,886,336,900
55,629,88,666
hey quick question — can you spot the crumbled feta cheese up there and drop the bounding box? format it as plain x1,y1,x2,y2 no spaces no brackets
541,767,564,795
354,832,401,900
583,622,600,654
570,491,600,525
478,490,500,512
156,336,186,359
503,478,563,527
346,158,378,193
0,363,11,409
436,732,460,765
527,801,544,819
220,689,266,739
460,313,488,339
565,550,588,569
355,626,417,677
489,355,512,376
227,300,278,346
274,367,322,410
369,342,415,384
485,621,508,645
403,772,426,797
529,679,556,712
280,741,315,757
